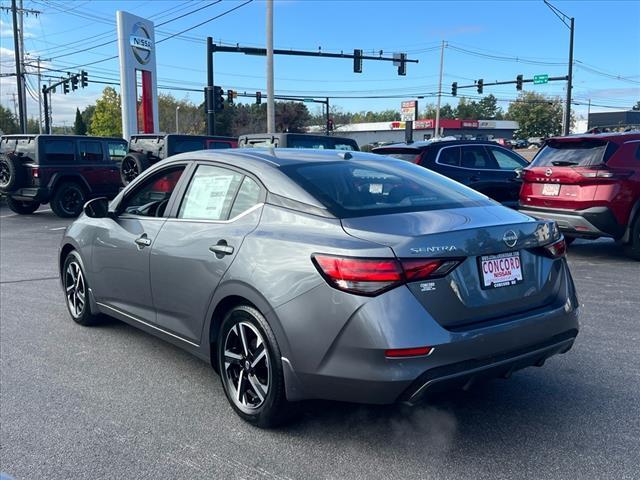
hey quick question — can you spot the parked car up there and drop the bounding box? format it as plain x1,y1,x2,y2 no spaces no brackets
519,132,640,259
372,140,528,208
121,134,237,185
527,137,544,148
238,132,359,151
493,138,514,150
513,139,529,149
59,149,578,427
0,134,127,217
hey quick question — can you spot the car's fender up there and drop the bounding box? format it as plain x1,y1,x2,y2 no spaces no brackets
621,197,640,243
48,172,93,194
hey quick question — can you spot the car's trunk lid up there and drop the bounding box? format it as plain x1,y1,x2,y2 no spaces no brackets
341,206,563,329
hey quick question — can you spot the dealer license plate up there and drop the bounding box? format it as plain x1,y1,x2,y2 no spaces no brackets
542,184,560,196
479,252,523,289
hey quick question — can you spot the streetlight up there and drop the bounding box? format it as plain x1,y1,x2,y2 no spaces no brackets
175,105,181,133
544,0,574,136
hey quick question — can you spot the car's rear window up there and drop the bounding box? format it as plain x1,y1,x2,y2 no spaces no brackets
280,160,490,218
531,139,617,167
287,136,358,151
0,137,36,159
373,149,421,163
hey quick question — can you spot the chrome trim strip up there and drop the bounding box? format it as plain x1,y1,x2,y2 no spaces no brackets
96,302,200,347
164,203,264,225
434,144,523,172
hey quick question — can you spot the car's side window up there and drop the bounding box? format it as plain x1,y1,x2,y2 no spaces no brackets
44,140,75,164
438,147,461,166
460,146,498,169
229,176,262,218
108,142,128,162
487,146,527,170
120,166,185,217
178,165,245,221
78,141,104,163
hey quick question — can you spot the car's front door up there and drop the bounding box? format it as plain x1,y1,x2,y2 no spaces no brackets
485,145,528,206
90,165,187,322
150,163,264,344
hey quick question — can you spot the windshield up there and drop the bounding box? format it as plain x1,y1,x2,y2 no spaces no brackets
531,140,611,167
280,159,491,218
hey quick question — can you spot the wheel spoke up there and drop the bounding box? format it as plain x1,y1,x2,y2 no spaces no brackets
247,373,266,402
251,344,266,368
236,370,245,405
224,350,242,365
66,284,74,293
238,323,249,356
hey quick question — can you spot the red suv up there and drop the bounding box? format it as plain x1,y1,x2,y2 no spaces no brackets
519,132,640,259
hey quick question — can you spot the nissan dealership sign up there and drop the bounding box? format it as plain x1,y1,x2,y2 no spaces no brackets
129,22,153,65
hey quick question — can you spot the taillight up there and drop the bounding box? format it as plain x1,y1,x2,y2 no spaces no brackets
312,254,461,296
412,154,421,164
578,169,632,179
31,167,39,178
543,238,566,258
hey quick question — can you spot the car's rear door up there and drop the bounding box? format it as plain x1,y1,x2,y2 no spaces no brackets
484,145,528,207
149,163,265,344
91,164,188,322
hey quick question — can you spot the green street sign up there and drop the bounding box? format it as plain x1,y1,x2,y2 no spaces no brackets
533,74,549,85
303,98,314,103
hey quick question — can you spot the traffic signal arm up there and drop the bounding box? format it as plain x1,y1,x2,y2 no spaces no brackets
452,75,569,94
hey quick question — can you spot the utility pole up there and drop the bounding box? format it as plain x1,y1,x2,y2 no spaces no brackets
18,0,27,125
434,40,446,139
587,98,591,129
266,0,275,134
11,0,26,133
36,57,42,133
544,1,574,136
206,37,215,135
325,97,330,135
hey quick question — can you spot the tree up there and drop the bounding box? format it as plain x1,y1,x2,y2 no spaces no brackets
0,105,19,134
421,103,455,119
633,101,640,111
455,98,481,119
90,87,122,137
26,118,40,133
477,94,503,119
275,102,309,132
506,91,563,139
74,108,87,135
81,105,95,130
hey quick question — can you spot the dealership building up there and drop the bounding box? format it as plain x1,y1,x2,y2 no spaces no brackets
309,118,519,146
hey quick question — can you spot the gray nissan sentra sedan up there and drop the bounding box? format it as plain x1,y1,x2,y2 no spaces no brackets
59,148,579,427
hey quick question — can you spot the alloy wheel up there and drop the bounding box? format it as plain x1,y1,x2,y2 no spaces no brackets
61,188,83,215
122,158,139,183
0,161,10,187
223,321,270,411
65,261,86,318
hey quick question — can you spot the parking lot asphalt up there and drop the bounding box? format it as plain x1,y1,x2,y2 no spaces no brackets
1,204,639,480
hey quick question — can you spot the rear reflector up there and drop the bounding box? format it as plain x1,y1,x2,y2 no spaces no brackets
312,254,461,296
385,346,433,358
543,238,566,258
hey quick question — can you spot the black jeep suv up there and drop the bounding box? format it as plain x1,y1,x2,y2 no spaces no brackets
0,134,127,217
121,134,237,184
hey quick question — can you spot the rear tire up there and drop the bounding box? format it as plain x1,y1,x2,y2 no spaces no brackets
623,217,640,261
50,182,86,218
6,197,40,215
0,154,25,193
120,153,149,185
217,305,294,428
63,251,102,326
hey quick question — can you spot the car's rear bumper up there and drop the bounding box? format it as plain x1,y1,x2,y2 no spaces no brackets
8,187,49,203
519,205,625,239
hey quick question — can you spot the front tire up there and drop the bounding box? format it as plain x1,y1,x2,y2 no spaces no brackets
217,305,292,428
623,217,640,260
63,251,101,326
120,154,149,185
6,197,40,214
50,182,86,218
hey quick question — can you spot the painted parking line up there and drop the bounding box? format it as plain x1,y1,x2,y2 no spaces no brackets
49,227,67,231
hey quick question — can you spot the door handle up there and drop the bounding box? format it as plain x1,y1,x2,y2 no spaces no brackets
209,241,234,258
135,234,152,248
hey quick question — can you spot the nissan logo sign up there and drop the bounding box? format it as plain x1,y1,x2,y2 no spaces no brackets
503,230,518,248
130,22,152,65
545,168,553,177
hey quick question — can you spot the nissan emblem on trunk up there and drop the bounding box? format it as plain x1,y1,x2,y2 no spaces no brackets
503,230,518,248
545,168,553,177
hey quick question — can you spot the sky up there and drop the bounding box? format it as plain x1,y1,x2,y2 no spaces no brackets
1,0,639,127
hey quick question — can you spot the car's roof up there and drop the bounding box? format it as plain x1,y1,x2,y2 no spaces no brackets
546,131,640,143
1,134,125,141
239,132,356,141
373,139,501,151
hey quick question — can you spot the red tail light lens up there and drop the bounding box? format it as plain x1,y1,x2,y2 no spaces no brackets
385,346,433,358
312,254,461,296
578,168,633,179
312,255,403,295
31,167,39,178
543,238,566,258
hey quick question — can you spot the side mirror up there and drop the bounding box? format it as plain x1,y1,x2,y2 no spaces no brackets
84,197,110,218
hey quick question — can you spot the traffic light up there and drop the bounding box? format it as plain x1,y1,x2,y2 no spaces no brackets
227,89,234,104
397,53,406,76
70,74,78,91
80,70,88,88
256,91,262,105
213,86,224,112
63,80,69,94
516,74,523,91
353,49,363,73
451,82,458,96
476,78,484,94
